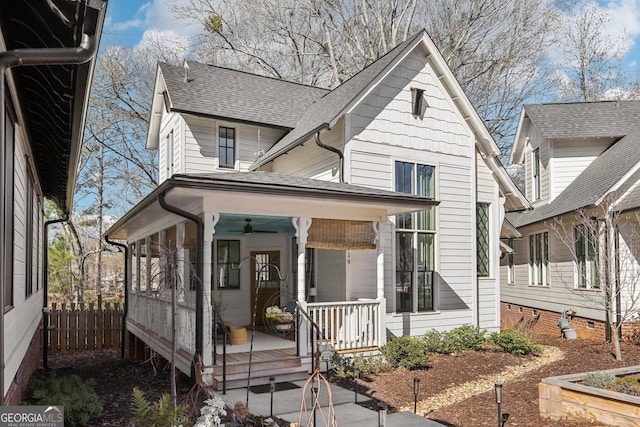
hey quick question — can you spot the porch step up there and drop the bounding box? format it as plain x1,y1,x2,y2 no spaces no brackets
213,357,309,390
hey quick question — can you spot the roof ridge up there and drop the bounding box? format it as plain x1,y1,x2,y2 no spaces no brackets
180,60,330,92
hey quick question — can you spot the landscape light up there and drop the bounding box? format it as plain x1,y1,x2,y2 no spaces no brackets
377,402,388,427
269,376,276,417
495,382,503,427
354,366,360,404
413,377,420,413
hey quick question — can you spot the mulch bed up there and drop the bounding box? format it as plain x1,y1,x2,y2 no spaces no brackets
42,335,640,426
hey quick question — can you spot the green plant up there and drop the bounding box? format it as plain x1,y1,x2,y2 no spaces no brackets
130,387,189,427
423,329,446,353
352,353,388,375
330,352,355,379
582,371,617,389
380,336,429,370
23,373,102,427
490,329,541,356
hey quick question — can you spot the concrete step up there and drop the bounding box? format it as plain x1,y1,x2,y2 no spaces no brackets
213,365,310,391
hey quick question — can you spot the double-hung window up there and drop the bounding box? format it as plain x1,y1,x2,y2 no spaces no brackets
219,126,236,168
574,224,600,288
395,161,435,312
529,231,548,286
216,240,240,289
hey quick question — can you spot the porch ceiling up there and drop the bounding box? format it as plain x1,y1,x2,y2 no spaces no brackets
105,171,438,241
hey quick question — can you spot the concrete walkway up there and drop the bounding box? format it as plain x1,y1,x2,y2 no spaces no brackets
219,378,446,426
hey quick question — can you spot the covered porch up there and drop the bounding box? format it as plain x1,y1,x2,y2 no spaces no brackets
105,171,437,387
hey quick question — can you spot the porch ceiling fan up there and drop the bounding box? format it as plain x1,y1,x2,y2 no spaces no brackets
241,218,276,234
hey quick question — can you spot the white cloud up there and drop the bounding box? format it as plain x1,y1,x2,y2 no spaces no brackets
601,0,640,53
137,0,202,46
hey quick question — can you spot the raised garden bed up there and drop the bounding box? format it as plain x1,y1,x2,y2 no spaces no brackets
539,366,640,426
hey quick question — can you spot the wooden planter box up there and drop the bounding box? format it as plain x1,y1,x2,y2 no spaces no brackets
539,366,640,426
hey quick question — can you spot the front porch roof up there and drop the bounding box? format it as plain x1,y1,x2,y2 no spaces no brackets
105,171,439,240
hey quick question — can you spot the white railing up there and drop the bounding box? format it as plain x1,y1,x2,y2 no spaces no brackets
306,300,382,351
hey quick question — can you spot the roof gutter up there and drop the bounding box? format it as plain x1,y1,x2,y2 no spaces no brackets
157,191,204,376
104,235,128,359
314,132,344,183
0,0,104,404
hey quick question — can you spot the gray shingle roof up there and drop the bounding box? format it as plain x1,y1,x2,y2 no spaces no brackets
160,61,328,129
508,124,640,227
255,30,427,165
525,100,640,140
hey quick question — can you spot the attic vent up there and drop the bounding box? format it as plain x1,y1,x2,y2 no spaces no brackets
411,87,426,117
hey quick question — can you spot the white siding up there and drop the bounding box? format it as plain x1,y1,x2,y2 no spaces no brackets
270,121,345,181
551,139,611,200
4,125,43,397
500,222,604,321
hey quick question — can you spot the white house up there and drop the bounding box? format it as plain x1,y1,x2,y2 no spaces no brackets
105,30,528,389
0,0,107,404
502,101,640,340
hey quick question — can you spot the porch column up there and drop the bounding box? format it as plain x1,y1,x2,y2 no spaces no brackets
293,217,312,303
293,217,311,356
375,221,387,347
176,223,185,303
200,212,217,368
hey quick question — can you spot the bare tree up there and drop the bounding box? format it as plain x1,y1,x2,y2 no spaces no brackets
549,195,640,361
172,0,557,152
551,1,629,101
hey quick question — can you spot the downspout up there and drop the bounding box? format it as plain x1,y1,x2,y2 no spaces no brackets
158,191,204,375
0,7,102,403
43,216,69,369
314,132,344,183
104,236,128,359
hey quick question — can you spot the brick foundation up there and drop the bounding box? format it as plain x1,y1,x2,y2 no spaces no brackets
4,328,41,405
500,302,610,340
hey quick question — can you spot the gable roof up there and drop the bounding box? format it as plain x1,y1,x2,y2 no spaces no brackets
511,100,640,163
507,123,640,228
147,61,328,148
0,0,107,212
252,31,427,166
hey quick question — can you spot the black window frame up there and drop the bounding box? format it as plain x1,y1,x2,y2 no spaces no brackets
219,126,236,168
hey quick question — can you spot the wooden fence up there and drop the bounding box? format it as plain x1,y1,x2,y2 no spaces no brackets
44,302,124,353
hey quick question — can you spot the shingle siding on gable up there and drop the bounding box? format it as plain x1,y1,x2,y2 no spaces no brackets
349,50,471,158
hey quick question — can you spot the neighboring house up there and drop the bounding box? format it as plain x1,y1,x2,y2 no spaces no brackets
502,100,640,340
0,1,107,404
105,30,528,389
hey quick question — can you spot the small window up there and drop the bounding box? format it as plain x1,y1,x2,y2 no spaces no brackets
507,304,511,310
532,310,538,316
587,321,595,329
507,238,515,284
532,148,541,201
219,126,236,168
411,88,425,117
166,130,174,177
518,306,523,313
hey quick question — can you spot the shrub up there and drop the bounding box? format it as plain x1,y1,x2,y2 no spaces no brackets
423,329,446,353
380,336,429,370
443,325,488,353
23,373,102,427
330,352,388,379
490,329,541,356
582,371,617,389
130,387,189,427
330,352,355,379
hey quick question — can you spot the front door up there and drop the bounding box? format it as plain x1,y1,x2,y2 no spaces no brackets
250,251,281,326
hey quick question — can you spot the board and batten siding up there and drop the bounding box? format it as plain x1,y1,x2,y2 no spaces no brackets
550,139,612,201
500,223,604,321
4,126,44,398
158,112,181,182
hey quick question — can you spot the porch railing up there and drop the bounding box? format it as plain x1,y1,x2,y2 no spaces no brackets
306,300,382,351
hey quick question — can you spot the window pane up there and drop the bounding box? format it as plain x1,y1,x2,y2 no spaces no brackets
219,126,236,167
476,203,490,276
395,232,413,312
417,233,434,311
417,164,435,198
